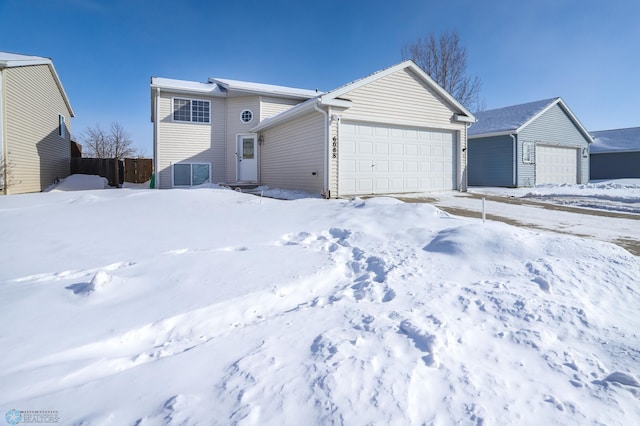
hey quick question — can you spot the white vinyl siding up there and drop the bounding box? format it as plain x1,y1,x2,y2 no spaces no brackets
261,112,325,194
338,68,458,130
260,97,302,120
4,65,71,194
156,91,223,189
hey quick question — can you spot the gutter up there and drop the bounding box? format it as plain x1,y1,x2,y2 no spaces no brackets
510,133,517,187
154,87,160,188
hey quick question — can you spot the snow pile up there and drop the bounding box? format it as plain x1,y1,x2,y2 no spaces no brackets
1,186,639,425
46,174,109,191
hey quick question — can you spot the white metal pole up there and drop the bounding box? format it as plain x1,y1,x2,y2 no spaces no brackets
482,197,486,223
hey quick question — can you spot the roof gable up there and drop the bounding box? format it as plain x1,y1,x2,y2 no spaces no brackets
590,127,640,153
469,97,592,142
320,60,474,121
0,51,74,117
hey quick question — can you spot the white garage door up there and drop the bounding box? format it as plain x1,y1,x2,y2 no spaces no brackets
339,122,456,195
535,145,578,185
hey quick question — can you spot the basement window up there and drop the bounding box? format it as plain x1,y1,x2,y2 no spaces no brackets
173,163,210,186
173,98,210,123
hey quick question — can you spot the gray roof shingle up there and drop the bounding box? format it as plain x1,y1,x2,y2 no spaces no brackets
469,98,558,136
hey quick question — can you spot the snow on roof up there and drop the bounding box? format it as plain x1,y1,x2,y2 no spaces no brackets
209,77,321,99
469,98,558,136
151,77,224,94
0,51,52,67
590,127,640,153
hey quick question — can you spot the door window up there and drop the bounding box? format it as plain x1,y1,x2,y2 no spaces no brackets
242,138,254,159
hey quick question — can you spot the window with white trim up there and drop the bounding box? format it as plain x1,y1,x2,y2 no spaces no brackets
59,115,66,138
522,141,534,164
173,98,210,123
240,109,253,123
173,163,211,186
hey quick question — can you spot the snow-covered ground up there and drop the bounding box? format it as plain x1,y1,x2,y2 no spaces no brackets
1,175,639,425
470,179,640,215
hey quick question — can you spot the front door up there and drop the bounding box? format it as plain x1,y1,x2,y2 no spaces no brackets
237,134,258,182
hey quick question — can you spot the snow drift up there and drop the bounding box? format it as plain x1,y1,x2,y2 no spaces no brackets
1,182,639,425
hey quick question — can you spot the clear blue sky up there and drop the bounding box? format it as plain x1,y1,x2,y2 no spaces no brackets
1,0,638,156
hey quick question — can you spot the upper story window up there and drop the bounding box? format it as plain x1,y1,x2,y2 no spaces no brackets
173,98,210,123
240,109,253,124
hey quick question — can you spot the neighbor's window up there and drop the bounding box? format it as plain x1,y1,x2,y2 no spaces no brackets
240,109,253,123
59,115,66,138
522,141,534,163
173,163,211,186
173,98,210,123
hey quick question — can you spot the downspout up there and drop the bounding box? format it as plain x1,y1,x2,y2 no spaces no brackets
509,133,517,187
313,101,329,198
463,123,470,192
154,87,160,188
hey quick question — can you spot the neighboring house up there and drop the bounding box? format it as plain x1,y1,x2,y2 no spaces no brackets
468,97,592,187
589,127,640,179
150,60,475,197
0,52,74,194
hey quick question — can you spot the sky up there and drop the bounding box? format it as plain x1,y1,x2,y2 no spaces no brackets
1,0,639,157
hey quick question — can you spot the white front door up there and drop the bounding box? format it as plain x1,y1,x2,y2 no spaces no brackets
237,134,258,182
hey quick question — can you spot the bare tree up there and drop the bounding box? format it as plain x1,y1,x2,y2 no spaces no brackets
402,30,483,112
80,122,136,159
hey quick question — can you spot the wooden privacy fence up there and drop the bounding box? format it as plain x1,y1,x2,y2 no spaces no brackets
71,158,153,187
124,158,153,184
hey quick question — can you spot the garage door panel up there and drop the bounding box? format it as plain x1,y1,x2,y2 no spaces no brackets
405,161,418,173
341,159,357,173
391,160,404,172
535,146,577,185
390,143,404,155
375,143,389,155
405,144,418,156
357,160,372,173
376,161,389,173
342,140,356,154
375,179,390,192
340,122,456,195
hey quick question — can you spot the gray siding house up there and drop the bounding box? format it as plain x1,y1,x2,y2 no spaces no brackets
589,127,640,179
468,98,592,187
151,61,475,197
0,52,74,194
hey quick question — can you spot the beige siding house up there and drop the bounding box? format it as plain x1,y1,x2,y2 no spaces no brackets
151,61,474,197
0,52,74,194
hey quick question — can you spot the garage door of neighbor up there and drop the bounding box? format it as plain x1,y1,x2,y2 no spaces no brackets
339,122,456,195
535,145,578,185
